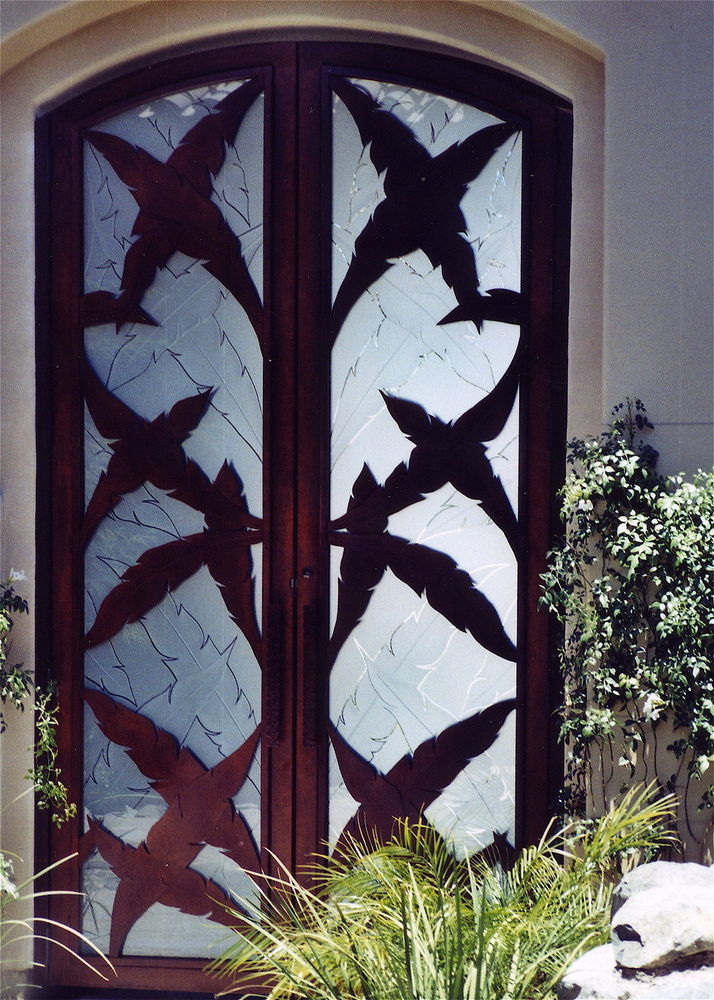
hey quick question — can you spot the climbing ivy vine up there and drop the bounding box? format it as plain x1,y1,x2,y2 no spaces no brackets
540,401,714,826
1,573,75,826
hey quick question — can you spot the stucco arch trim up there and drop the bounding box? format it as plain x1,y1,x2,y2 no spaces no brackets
2,1,603,91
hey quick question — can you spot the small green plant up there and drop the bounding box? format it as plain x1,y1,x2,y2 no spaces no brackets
540,401,714,830
2,572,99,994
1,572,31,729
1,572,75,826
0,839,115,997
209,785,676,1000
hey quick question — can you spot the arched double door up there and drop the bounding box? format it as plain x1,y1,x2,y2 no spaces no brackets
39,41,571,994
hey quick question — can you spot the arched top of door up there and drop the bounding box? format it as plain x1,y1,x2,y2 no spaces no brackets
3,1,602,111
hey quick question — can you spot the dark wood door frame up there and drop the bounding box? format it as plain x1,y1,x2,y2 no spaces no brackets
36,39,571,995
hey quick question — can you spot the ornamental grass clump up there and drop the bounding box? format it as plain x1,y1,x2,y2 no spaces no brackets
210,784,676,1000
1,573,111,996
1,844,116,997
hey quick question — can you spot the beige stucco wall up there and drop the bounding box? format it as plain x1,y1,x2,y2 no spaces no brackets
0,0,711,940
528,0,713,475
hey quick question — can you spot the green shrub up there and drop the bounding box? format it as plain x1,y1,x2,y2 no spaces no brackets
210,785,676,1000
540,401,714,824
1,573,75,826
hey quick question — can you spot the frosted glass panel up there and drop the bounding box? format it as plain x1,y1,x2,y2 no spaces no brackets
329,78,521,856
81,79,264,959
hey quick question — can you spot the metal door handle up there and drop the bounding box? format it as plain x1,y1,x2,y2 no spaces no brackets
302,602,318,746
265,602,283,746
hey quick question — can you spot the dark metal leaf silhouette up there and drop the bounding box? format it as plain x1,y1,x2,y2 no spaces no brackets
84,687,202,798
203,532,263,660
328,344,520,665
84,370,263,652
202,460,258,532
82,691,261,955
82,355,212,547
330,697,516,850
450,339,523,444
85,691,260,872
331,461,425,535
328,465,390,666
85,525,262,659
332,342,522,552
331,77,521,338
389,698,517,795
346,463,390,532
192,461,263,660
83,351,261,540
164,455,262,534
83,818,253,957
330,531,516,662
385,536,516,660
81,290,158,329
85,532,208,649
328,554,387,670
381,393,519,554
84,77,264,338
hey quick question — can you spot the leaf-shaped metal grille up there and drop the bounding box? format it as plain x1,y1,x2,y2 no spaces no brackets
80,70,523,959
82,78,265,959
328,78,522,855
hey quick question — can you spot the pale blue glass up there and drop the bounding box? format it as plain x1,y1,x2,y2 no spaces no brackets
329,80,522,855
82,80,263,958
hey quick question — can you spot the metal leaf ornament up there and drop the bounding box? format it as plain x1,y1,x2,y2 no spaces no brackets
82,818,252,957
331,76,522,339
330,530,516,663
332,341,522,552
83,349,263,659
330,697,516,853
84,498,262,662
328,342,521,666
83,77,264,339
82,689,261,956
81,355,213,548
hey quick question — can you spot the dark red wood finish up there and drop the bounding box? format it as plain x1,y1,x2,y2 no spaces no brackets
37,40,571,995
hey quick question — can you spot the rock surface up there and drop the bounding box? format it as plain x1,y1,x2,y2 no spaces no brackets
612,886,714,968
558,861,714,999
559,945,714,1000
611,860,713,916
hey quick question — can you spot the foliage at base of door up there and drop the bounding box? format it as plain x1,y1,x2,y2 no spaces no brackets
208,785,676,1000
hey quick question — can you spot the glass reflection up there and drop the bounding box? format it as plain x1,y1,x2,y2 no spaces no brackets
81,79,264,958
329,78,522,854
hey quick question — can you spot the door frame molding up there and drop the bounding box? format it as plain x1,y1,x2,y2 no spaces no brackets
36,38,571,994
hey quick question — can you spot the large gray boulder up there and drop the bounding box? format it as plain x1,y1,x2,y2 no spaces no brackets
611,860,713,916
612,886,714,968
558,861,714,1000
558,944,714,1000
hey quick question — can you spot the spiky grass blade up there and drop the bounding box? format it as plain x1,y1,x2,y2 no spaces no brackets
210,788,676,1000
